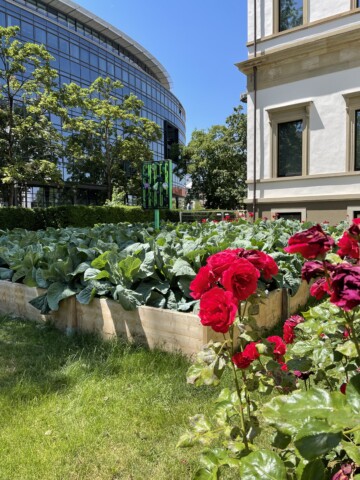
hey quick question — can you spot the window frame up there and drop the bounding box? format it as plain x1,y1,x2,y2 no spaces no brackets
344,92,360,172
273,0,309,34
271,208,306,221
347,206,360,220
267,102,311,178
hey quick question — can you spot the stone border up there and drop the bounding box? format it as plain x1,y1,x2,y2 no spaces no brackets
0,280,309,355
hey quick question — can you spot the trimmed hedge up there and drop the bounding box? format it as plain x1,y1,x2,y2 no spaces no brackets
0,205,180,231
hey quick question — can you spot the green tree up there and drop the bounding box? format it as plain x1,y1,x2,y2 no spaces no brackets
185,106,247,209
61,77,162,201
0,26,63,205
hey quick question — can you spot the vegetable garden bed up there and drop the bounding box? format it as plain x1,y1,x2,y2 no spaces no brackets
0,280,309,355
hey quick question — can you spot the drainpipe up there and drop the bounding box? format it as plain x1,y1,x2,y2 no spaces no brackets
252,0,257,223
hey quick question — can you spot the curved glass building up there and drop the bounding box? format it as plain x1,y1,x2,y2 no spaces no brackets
0,0,186,206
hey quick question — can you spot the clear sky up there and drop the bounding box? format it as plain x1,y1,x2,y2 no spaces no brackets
74,0,249,141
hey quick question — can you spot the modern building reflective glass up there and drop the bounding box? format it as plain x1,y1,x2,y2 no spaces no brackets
0,0,186,206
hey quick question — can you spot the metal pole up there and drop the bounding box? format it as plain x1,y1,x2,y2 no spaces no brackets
252,0,258,223
154,209,160,229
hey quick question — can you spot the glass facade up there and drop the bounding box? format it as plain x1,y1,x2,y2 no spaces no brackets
0,0,186,205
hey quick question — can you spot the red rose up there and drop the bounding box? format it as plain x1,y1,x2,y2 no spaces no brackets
329,264,360,311
207,249,244,279
267,335,286,356
340,383,347,395
337,232,360,260
190,265,216,300
284,224,335,259
310,277,329,300
232,352,252,369
241,250,279,280
221,258,260,301
199,287,238,333
242,341,260,361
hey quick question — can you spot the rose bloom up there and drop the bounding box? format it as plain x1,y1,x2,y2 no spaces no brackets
310,277,330,300
221,258,260,301
284,224,335,259
241,250,279,280
329,264,360,311
206,249,244,279
337,231,360,260
267,336,287,356
190,265,215,300
232,352,252,369
301,260,334,283
348,218,360,241
283,314,304,344
199,287,238,333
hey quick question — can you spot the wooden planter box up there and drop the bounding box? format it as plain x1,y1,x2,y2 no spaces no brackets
0,280,309,355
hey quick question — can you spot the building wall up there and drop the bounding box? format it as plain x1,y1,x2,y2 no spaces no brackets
242,0,360,223
0,0,186,205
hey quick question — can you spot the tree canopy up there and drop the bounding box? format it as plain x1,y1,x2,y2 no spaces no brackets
184,106,247,209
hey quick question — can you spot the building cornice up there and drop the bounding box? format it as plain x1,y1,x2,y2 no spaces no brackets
244,193,360,205
236,22,360,77
32,0,172,90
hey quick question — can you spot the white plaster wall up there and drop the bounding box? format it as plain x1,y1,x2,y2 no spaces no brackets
248,1,359,56
309,0,349,23
247,66,360,200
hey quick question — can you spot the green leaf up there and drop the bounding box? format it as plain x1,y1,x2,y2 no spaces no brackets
171,258,196,277
342,441,360,464
294,419,341,460
29,293,51,314
118,256,142,281
113,285,143,310
176,432,196,448
76,285,96,305
336,341,358,359
239,450,287,480
300,459,325,480
347,373,360,414
0,267,13,280
91,251,110,269
46,282,76,311
193,467,218,480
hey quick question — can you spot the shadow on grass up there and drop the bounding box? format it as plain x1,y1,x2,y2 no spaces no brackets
0,315,192,404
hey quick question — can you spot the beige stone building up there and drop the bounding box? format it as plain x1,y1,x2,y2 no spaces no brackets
237,0,360,223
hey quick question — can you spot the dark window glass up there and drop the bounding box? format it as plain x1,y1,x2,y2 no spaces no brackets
122,70,128,83
353,210,360,218
59,38,69,55
90,53,98,68
60,56,71,73
107,61,114,76
115,66,122,79
357,0,360,7
80,65,90,81
277,119,303,177
35,27,46,44
21,21,33,38
68,18,76,30
276,212,302,221
0,12,5,26
80,48,89,63
355,110,360,171
279,0,303,32
47,32,58,49
70,44,79,59
70,61,81,77
99,57,106,72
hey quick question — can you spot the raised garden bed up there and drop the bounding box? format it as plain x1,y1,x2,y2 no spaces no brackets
0,280,309,355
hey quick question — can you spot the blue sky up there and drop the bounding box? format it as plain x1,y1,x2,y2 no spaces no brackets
75,0,248,141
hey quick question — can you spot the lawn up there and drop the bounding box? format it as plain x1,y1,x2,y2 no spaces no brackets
0,315,220,480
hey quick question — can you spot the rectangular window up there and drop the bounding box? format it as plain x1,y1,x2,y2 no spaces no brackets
107,61,114,77
0,12,5,26
279,0,303,31
268,102,311,178
343,93,360,172
70,44,80,59
35,27,46,44
271,208,306,221
59,38,69,55
278,120,303,177
276,212,302,221
47,32,58,49
80,48,89,63
21,21,33,38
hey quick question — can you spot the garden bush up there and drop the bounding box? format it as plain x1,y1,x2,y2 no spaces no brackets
0,205,177,230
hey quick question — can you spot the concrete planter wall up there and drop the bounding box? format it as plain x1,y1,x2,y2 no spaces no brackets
0,280,310,355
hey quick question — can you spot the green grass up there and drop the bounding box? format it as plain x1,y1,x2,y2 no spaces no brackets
0,315,220,480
